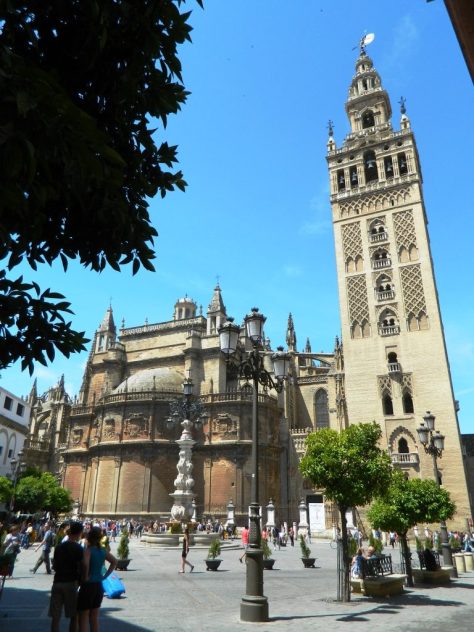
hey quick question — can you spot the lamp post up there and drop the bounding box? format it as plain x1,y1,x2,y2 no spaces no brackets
9,449,24,513
167,377,207,523
416,411,455,574
218,308,290,622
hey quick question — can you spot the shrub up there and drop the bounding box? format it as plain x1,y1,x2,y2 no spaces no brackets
169,522,183,534
415,536,423,552
261,538,272,560
299,534,311,558
207,538,221,560
117,530,130,560
424,537,433,550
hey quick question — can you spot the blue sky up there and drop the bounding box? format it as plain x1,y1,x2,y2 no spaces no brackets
1,1,473,433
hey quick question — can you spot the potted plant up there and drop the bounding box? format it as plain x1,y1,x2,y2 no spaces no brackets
262,538,275,570
205,537,222,571
116,529,131,570
299,534,316,568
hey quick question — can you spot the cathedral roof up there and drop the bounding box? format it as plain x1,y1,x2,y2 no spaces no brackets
113,367,183,393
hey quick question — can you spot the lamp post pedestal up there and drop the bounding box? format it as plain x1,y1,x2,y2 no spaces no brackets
240,502,268,622
440,521,457,578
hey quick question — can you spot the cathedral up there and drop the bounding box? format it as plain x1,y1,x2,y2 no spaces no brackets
25,46,472,529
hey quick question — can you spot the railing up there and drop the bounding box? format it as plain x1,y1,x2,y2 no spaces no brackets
379,325,400,336
120,316,206,337
372,258,391,269
369,232,388,243
391,452,419,465
26,438,49,452
200,391,277,406
70,405,95,416
376,290,395,301
387,362,402,373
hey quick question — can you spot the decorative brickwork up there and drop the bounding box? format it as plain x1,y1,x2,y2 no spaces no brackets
339,186,411,218
347,275,369,324
342,222,363,259
400,265,426,316
393,209,417,251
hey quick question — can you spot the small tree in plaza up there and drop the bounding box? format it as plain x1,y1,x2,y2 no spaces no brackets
299,422,392,602
368,469,455,587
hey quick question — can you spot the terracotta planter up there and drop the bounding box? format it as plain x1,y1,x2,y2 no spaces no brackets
301,557,316,568
205,558,222,571
263,558,275,570
116,558,131,571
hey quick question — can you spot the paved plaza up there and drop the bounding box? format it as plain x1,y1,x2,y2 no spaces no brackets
1,538,474,632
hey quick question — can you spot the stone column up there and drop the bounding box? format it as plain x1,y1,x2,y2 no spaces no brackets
297,498,309,538
169,419,196,522
266,499,276,530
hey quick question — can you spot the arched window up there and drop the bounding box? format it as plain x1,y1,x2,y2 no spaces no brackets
337,169,346,191
362,110,375,129
383,394,394,416
350,166,358,188
315,390,330,429
384,156,394,178
398,437,409,453
364,150,378,182
402,392,414,414
398,152,408,175
388,352,398,364
241,384,253,400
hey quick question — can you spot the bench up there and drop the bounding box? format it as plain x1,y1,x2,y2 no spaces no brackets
413,550,451,585
351,554,406,597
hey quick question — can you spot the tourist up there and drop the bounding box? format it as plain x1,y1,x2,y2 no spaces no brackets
288,526,295,547
31,521,54,575
389,531,396,548
179,527,194,573
77,526,116,632
239,525,249,563
49,521,84,632
351,547,366,578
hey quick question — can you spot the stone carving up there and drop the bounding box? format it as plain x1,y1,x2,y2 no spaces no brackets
214,414,238,438
102,416,116,440
125,413,149,438
72,428,83,446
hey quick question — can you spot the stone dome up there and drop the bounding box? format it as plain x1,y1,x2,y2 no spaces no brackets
113,367,184,393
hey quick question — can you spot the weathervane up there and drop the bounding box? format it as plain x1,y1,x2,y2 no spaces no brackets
399,96,407,115
353,32,375,55
327,120,334,137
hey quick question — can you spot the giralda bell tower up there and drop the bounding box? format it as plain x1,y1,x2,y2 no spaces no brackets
326,41,471,522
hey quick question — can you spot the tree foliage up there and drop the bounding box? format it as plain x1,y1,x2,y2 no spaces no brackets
10,470,73,514
299,422,393,602
0,1,202,373
367,469,455,586
0,476,13,503
299,423,392,511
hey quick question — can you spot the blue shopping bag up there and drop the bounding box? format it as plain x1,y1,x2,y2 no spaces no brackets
102,572,125,599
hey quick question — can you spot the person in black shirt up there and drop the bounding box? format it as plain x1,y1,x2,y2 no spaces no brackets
49,521,84,632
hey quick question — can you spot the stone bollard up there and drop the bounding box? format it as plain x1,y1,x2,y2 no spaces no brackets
453,553,466,573
463,552,474,571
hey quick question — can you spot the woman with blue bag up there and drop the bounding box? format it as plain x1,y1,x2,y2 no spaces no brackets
78,527,117,632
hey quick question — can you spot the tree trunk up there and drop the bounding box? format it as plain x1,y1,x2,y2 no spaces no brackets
339,505,351,602
400,531,414,587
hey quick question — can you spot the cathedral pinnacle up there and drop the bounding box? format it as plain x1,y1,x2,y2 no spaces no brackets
286,313,297,352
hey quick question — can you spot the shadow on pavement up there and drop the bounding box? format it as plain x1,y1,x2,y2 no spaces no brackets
0,585,154,632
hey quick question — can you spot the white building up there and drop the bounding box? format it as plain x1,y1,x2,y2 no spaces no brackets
0,386,30,478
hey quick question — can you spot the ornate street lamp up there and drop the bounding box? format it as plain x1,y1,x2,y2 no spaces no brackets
9,449,24,512
416,411,455,574
167,377,207,523
218,308,291,622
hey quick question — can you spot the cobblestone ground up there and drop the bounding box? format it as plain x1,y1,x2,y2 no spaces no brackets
1,538,474,632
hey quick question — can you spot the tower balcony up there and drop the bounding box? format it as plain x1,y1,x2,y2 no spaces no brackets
391,452,419,466
372,258,392,270
369,231,388,243
387,362,402,374
379,325,400,336
376,289,395,301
